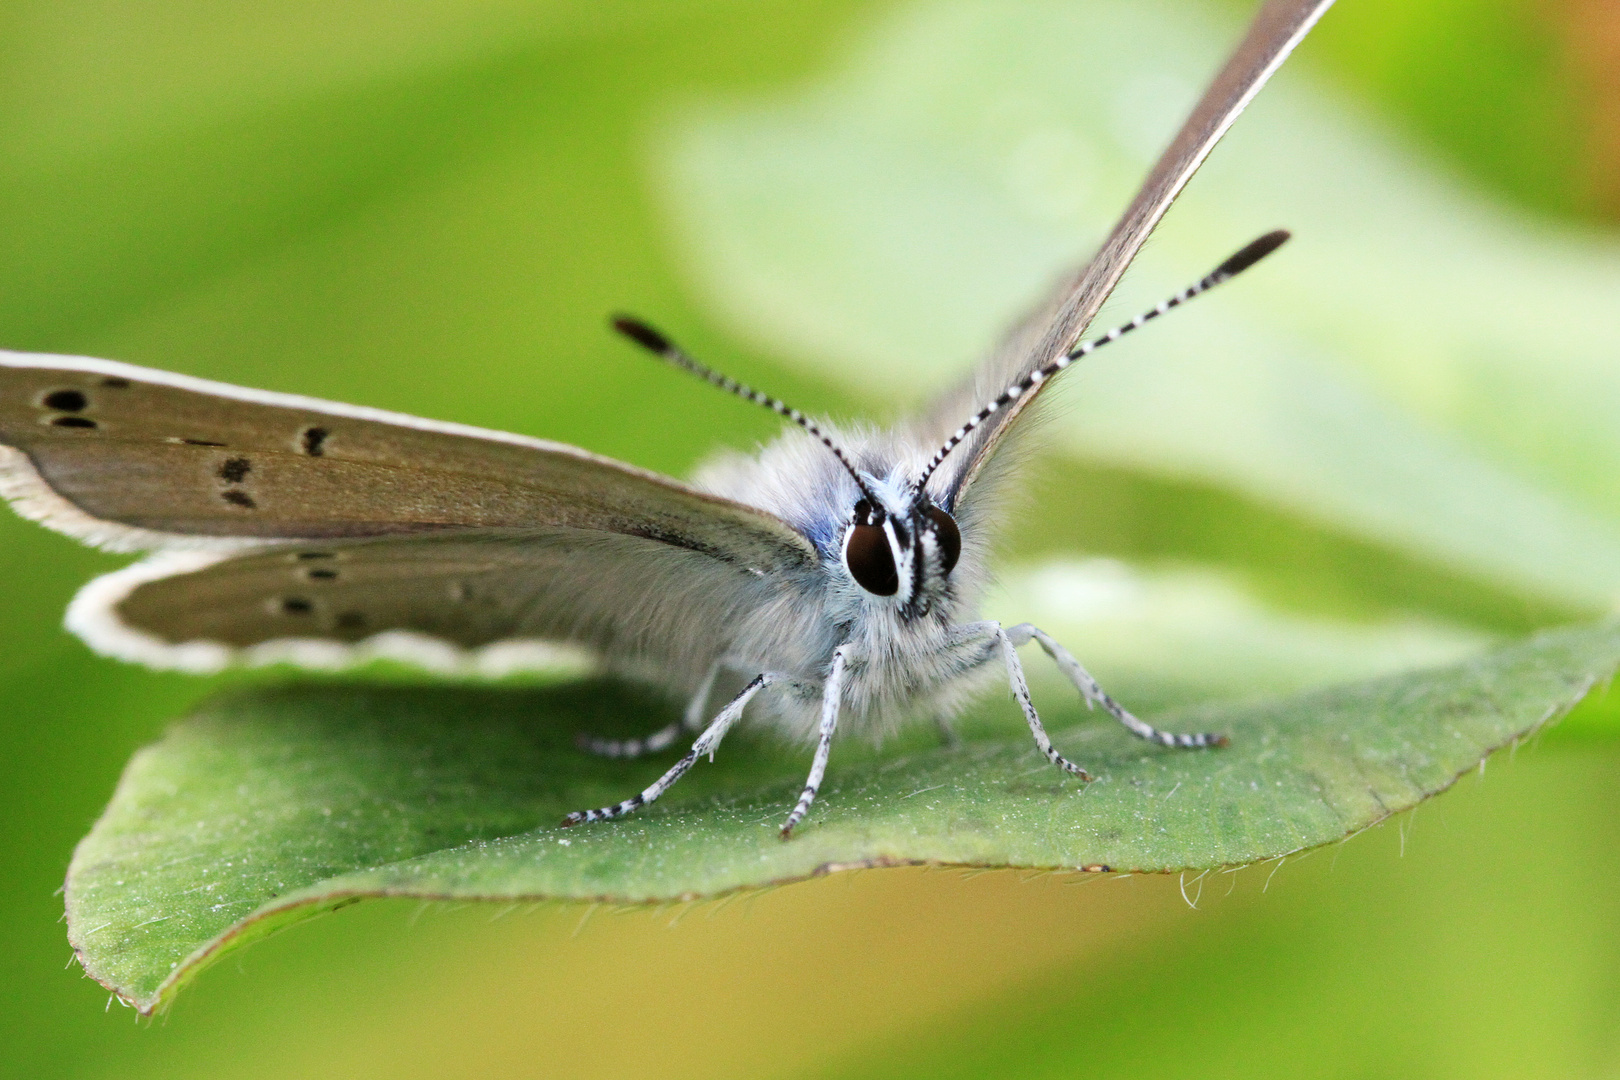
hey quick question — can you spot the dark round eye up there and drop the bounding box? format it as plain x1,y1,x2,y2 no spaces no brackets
926,506,961,574
844,510,899,596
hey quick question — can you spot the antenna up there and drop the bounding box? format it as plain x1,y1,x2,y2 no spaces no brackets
610,316,885,510
917,229,1291,488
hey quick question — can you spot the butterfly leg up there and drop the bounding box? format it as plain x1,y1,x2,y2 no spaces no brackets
959,622,1094,782
574,662,723,759
562,672,775,826
779,645,852,839
575,722,684,760
1006,623,1227,749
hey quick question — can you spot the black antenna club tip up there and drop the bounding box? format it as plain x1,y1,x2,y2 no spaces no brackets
611,315,672,354
1215,228,1291,278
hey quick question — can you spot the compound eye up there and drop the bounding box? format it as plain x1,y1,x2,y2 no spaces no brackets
926,506,962,574
844,520,899,596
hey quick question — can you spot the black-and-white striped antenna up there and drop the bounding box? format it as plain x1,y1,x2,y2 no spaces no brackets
916,229,1291,489
611,316,885,509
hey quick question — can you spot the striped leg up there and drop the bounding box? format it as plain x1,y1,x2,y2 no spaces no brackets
561,672,773,827
992,624,1092,782
575,721,683,760
575,663,722,759
779,646,851,839
1006,623,1227,749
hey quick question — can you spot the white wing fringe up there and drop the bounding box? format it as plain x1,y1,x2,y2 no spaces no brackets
63,551,595,677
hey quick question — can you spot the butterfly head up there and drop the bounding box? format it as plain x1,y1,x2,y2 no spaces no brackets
841,478,961,618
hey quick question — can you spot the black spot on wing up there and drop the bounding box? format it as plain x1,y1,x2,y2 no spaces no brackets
306,568,338,580
221,490,257,509
42,389,87,411
300,427,328,456
280,597,313,615
100,377,130,389
50,416,97,429
182,438,228,448
218,457,252,483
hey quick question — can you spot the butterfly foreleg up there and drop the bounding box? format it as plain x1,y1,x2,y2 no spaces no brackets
574,661,725,759
562,671,776,827
779,644,853,839
1005,623,1228,750
575,721,685,760
948,621,1094,782
683,661,725,731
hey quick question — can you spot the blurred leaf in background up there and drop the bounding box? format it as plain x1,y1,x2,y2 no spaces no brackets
660,0,1620,616
0,0,1617,1077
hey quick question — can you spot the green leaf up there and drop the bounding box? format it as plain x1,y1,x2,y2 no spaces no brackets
68,620,1619,1014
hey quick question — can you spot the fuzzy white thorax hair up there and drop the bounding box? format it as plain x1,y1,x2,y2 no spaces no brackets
688,421,1006,742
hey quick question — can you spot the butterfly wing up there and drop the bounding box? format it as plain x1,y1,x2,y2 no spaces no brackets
1,350,819,672
920,0,1335,501
66,531,791,678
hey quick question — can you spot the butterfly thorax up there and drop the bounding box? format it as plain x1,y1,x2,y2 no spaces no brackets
691,425,996,740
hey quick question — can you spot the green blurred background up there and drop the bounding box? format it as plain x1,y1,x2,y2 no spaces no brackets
2,0,1618,1077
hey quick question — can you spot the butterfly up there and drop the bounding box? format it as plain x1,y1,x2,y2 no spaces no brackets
0,0,1331,837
